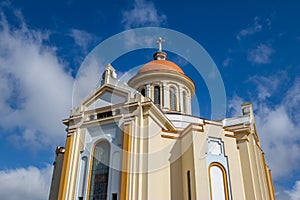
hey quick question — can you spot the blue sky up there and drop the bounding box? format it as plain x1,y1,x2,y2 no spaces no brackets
0,0,299,199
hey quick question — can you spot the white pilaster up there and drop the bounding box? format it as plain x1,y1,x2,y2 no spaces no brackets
163,83,167,108
146,84,151,98
179,86,183,113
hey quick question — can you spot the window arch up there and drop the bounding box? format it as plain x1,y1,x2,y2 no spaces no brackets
154,85,161,106
169,86,177,111
209,162,229,200
89,140,110,200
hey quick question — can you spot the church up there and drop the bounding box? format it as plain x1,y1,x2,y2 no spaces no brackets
49,38,276,200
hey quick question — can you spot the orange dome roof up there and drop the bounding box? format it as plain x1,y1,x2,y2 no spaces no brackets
138,60,184,74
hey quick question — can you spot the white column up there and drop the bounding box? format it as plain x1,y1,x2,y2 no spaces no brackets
163,83,167,108
146,84,151,98
179,86,183,112
188,95,191,115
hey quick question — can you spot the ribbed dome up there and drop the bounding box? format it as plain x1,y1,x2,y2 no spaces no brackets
138,60,184,75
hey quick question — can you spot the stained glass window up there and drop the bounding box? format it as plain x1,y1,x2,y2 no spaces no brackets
89,141,110,200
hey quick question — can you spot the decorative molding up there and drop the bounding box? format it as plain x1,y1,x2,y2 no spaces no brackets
161,134,178,139
204,120,223,126
224,133,236,138
205,137,232,200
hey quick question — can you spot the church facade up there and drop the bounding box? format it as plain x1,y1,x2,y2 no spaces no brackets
49,39,276,200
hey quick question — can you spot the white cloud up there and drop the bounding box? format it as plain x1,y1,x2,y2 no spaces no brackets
276,188,291,200
248,72,285,101
285,181,300,200
70,28,98,53
223,57,231,67
0,11,74,148
228,94,243,116
237,16,263,40
72,55,106,106
256,104,300,178
284,79,300,123
122,0,167,29
0,165,52,200
266,18,272,29
248,43,275,64
122,30,156,49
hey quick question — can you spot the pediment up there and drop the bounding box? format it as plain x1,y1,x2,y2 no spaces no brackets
83,85,129,111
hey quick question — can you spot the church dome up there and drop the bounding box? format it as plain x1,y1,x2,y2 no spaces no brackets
138,60,184,75
128,37,195,115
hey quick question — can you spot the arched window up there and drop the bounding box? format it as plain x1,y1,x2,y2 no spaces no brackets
187,170,192,200
170,86,177,111
182,91,187,113
89,140,110,200
209,163,229,200
154,86,161,106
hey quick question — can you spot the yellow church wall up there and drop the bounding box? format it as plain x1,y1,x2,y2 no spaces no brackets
120,123,131,200
236,103,275,200
236,132,258,199
58,130,85,200
261,151,276,199
247,132,274,200
118,106,177,200
59,130,82,200
67,131,81,199
170,148,183,200
57,133,73,200
251,134,275,200
146,115,173,200
129,117,145,200
181,132,198,200
249,134,264,199
190,130,210,199
147,166,172,199
57,113,274,200
267,168,276,199
253,139,269,199
190,123,248,200
222,132,246,199
262,152,275,200
137,113,149,200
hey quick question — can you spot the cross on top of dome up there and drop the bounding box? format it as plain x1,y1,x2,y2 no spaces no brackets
154,37,167,60
157,37,165,52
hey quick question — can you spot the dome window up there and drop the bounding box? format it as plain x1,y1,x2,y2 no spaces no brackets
154,86,161,107
141,88,145,97
170,87,177,111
